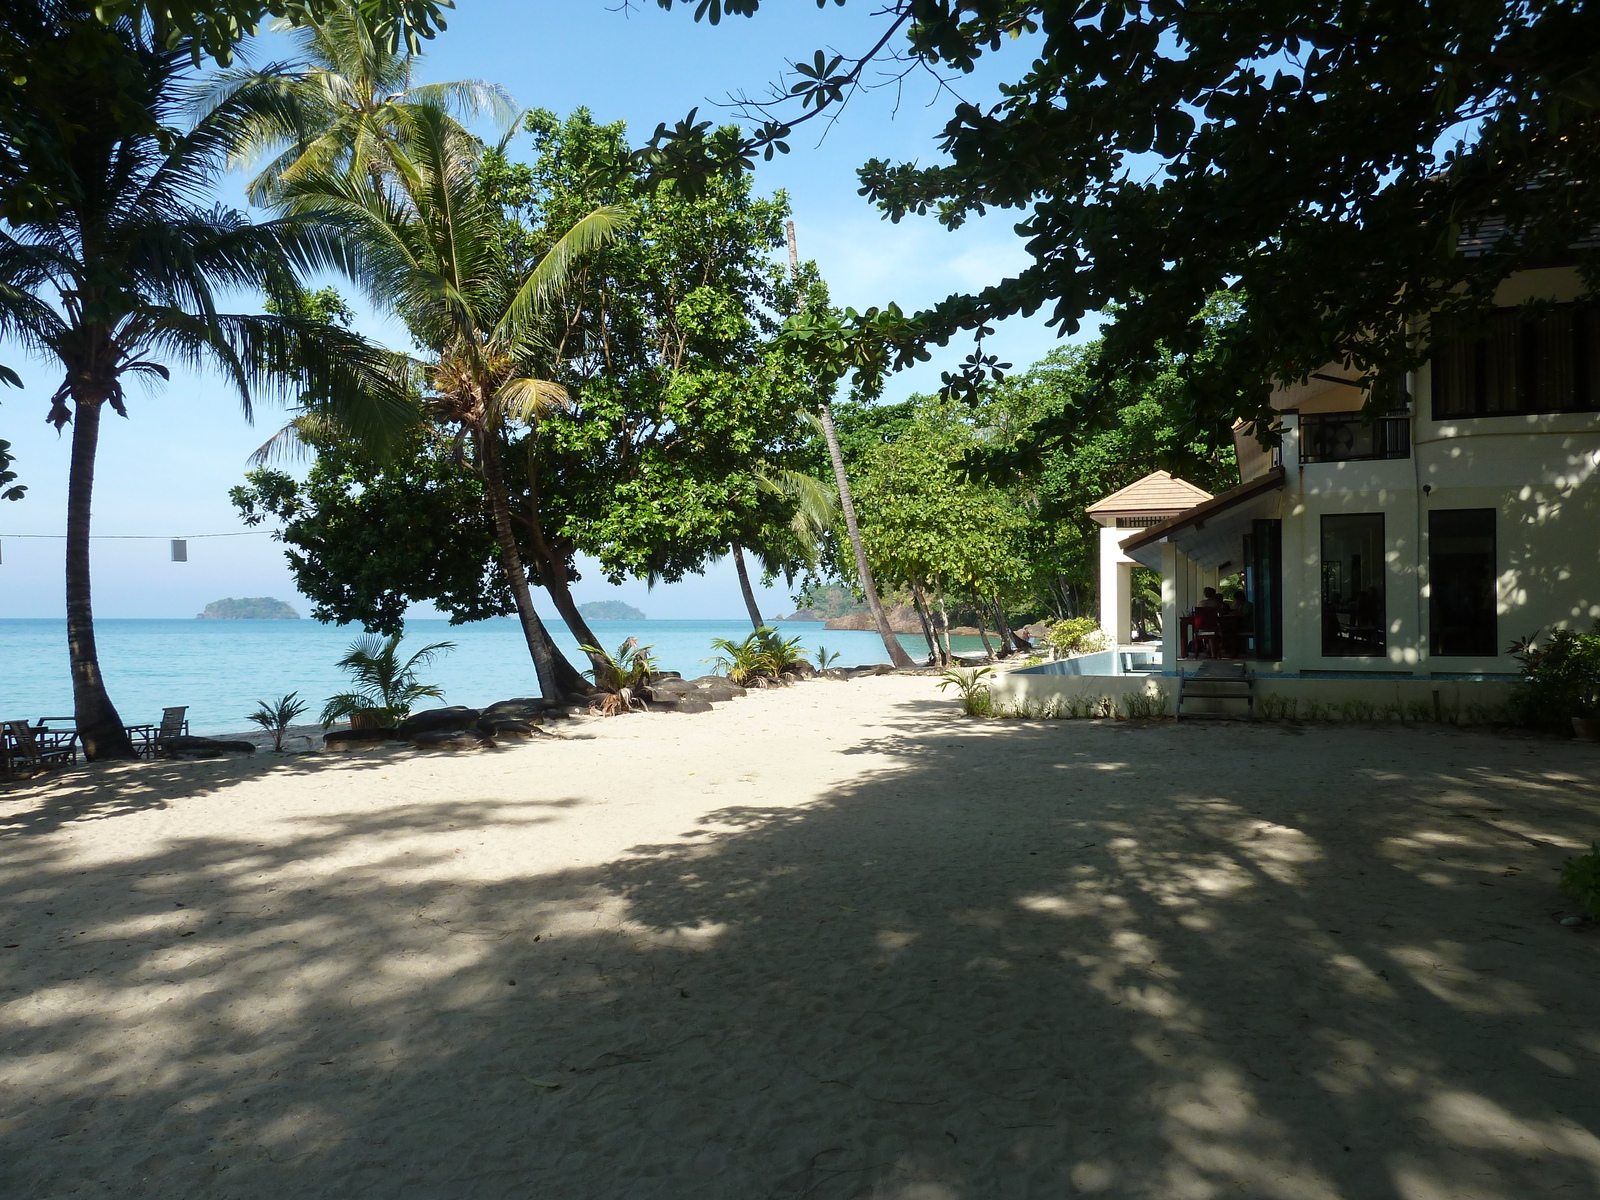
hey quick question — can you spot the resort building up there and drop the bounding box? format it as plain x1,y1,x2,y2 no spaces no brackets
998,265,1600,715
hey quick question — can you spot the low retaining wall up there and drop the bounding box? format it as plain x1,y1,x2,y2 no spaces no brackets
989,669,1518,722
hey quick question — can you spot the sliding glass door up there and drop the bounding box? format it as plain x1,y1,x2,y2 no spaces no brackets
1321,514,1386,657
1429,509,1498,657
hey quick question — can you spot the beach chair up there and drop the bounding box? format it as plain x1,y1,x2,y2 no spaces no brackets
2,720,78,774
126,706,189,759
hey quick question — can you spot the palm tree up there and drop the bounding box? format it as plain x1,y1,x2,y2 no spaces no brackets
730,462,838,630
280,103,628,701
784,220,913,667
215,0,515,207
320,632,453,725
0,11,415,759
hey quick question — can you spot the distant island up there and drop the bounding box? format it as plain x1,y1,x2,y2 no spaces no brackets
578,600,646,621
196,597,300,620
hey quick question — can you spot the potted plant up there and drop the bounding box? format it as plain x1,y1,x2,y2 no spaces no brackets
1509,622,1600,738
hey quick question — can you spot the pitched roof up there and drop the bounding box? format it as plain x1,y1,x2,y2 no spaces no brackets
1085,470,1214,515
1119,467,1287,555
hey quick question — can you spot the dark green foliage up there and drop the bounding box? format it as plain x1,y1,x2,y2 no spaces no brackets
232,428,507,634
649,0,1599,434
1560,845,1600,921
0,437,22,502
1509,623,1600,730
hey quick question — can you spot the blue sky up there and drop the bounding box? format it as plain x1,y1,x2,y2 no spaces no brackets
0,0,1088,621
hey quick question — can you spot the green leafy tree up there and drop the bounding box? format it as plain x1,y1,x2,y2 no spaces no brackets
0,7,413,758
646,0,1600,432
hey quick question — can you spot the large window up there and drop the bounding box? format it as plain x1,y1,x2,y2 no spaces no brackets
1429,509,1498,657
1432,304,1600,418
1300,413,1411,463
1321,514,1386,657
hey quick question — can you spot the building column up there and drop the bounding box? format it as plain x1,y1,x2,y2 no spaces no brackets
1161,541,1184,672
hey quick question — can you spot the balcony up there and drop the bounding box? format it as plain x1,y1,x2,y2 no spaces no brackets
1299,413,1411,464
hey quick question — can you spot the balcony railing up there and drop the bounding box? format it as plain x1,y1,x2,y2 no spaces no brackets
1300,413,1411,463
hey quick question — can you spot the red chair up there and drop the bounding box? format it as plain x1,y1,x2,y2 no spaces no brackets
1191,608,1221,659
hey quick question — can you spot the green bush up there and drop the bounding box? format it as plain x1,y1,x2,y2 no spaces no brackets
1560,844,1600,920
1046,617,1111,658
1509,623,1600,730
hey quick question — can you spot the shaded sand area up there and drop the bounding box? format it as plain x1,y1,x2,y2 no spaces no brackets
3,676,1600,1199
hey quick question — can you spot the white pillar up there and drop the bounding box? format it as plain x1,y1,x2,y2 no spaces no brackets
1098,526,1134,644
1161,541,1182,672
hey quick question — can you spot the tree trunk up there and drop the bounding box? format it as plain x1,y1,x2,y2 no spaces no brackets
933,582,953,666
65,397,135,760
975,618,996,661
818,402,915,668
992,595,1017,655
478,429,576,701
518,466,602,686
909,579,938,662
788,219,912,670
731,542,764,629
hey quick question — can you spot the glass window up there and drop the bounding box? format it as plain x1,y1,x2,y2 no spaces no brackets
1321,514,1386,657
1432,304,1600,418
1429,509,1498,657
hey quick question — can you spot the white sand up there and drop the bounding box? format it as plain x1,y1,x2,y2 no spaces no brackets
2,675,1599,1199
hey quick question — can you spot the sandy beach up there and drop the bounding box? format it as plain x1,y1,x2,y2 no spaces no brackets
3,674,1599,1198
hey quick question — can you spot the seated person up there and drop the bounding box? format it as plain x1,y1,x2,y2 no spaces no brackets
1195,587,1222,611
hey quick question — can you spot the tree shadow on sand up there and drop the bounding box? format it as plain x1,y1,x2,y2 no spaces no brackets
1,716,1598,1199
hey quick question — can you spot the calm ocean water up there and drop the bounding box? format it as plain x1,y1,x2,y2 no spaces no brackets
0,618,972,736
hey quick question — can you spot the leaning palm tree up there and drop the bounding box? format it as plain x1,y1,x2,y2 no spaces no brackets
0,13,416,759
730,463,839,630
213,0,516,208
279,103,628,701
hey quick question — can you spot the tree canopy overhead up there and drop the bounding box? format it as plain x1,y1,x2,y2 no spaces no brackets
646,0,1600,427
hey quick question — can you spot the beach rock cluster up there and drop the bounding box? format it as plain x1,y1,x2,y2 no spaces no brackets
161,735,258,758
321,661,909,753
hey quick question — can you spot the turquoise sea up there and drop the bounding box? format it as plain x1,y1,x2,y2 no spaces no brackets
0,618,974,736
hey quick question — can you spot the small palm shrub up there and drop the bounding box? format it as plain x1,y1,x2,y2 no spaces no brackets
247,692,309,751
938,666,996,716
706,627,806,685
321,633,454,727
578,638,657,716
814,645,840,669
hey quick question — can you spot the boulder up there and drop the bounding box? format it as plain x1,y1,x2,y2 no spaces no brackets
820,667,853,681
161,736,256,758
399,706,480,736
648,671,683,681
699,686,741,703
672,694,714,714
787,659,818,680
477,717,541,738
411,728,493,750
324,727,403,746
642,679,694,700
481,698,546,718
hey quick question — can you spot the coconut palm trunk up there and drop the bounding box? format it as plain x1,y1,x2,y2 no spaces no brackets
476,427,577,700
786,220,912,670
65,395,135,759
934,583,954,664
818,402,915,669
731,543,764,629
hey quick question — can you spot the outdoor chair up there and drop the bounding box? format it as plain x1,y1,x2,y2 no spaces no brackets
2,720,79,774
1190,608,1222,659
126,706,189,759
